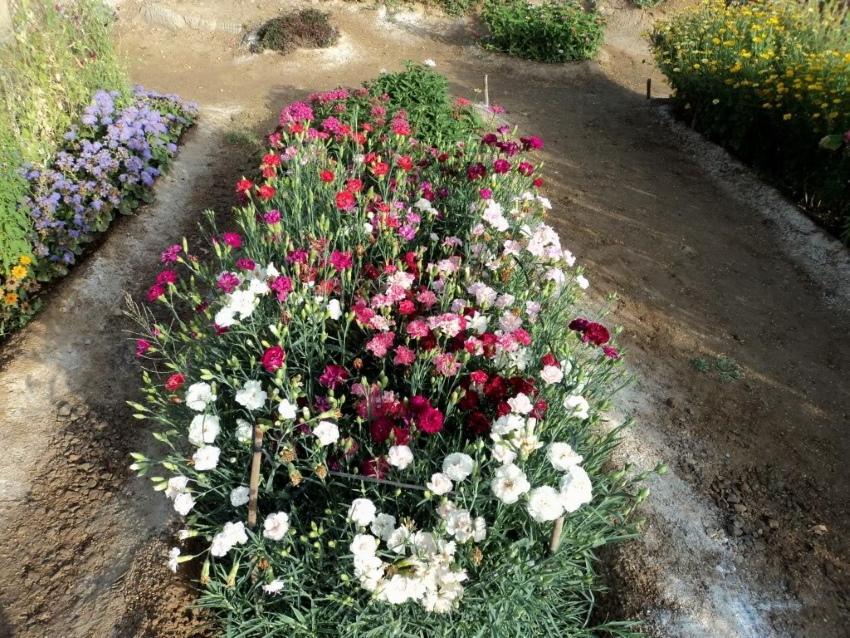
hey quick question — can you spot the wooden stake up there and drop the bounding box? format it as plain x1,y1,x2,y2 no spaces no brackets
247,425,264,529
484,74,489,108
549,516,565,554
646,78,652,100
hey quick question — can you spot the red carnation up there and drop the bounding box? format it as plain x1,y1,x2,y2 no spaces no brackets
467,411,491,436
257,184,276,201
235,178,253,194
583,322,610,346
165,372,186,392
319,364,349,389
470,370,488,386
392,426,410,445
569,317,590,333
320,170,335,183
397,155,414,171
336,190,356,210
262,345,286,373
370,417,394,444
371,162,390,177
345,178,363,193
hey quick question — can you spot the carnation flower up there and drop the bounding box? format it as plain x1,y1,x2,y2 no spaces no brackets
507,393,533,415
167,547,181,573
491,463,530,504
313,421,339,446
230,486,250,507
173,492,195,516
185,382,215,411
388,445,414,469
350,533,379,557
575,274,589,289
235,418,253,442
527,486,565,522
192,446,220,471
165,475,189,500
263,580,285,594
371,513,396,541
262,345,285,373
188,414,221,447
210,521,248,557
263,511,291,541
559,464,593,512
327,299,342,319
442,453,474,482
548,442,584,471
540,365,563,385
427,472,453,495
348,498,377,527
278,399,297,420
235,380,267,411
164,372,185,392
563,394,590,420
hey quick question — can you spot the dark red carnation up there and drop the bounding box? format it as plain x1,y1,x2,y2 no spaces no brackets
583,322,611,346
361,456,389,479
262,345,286,373
370,417,394,444
467,411,491,436
319,364,349,389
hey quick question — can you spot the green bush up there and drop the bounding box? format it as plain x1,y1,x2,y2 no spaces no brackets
366,62,481,147
0,0,128,270
651,0,850,243
481,0,605,63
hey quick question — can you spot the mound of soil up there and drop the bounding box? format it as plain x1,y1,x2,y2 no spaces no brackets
251,9,339,55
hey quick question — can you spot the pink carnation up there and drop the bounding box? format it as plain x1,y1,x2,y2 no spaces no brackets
393,346,416,366
433,353,460,377
366,332,395,358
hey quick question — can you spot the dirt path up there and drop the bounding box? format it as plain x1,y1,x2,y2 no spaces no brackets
1,1,847,636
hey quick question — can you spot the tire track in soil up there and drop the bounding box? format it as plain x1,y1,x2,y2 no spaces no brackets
0,106,252,638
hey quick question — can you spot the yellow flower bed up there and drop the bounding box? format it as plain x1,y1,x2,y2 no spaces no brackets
651,0,850,240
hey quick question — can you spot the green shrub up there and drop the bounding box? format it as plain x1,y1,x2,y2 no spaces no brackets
254,9,339,54
481,0,605,63
366,62,481,147
651,0,850,242
0,0,128,270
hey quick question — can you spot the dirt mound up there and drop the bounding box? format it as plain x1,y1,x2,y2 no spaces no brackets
249,9,339,55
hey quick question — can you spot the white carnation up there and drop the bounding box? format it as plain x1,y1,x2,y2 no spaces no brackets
490,463,530,504
235,380,267,411
350,533,379,557
348,498,377,527
263,511,291,541
173,492,195,516
540,365,563,385
388,445,414,469
442,453,474,482
507,393,533,415
559,464,593,512
313,420,339,446
327,299,342,320
165,475,189,500
564,394,590,420
370,513,397,541
548,442,584,471
387,526,411,554
235,418,253,443
188,414,221,447
192,445,220,471
527,486,565,522
262,579,285,594
185,382,215,411
229,486,250,507
576,274,589,289
426,472,453,496
278,399,297,420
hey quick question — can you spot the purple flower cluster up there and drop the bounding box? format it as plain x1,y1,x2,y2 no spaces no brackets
24,87,198,277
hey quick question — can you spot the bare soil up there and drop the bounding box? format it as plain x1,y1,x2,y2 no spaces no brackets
0,1,847,636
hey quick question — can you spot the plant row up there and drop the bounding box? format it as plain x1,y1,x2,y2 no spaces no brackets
0,87,197,337
651,0,850,242
128,67,648,637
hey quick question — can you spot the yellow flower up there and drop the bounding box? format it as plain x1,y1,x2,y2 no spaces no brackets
3,292,18,306
10,265,27,280
782,113,792,120
19,255,32,266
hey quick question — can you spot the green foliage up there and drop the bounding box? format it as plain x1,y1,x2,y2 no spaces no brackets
481,0,605,63
0,0,128,270
254,9,339,54
651,0,850,244
366,62,481,148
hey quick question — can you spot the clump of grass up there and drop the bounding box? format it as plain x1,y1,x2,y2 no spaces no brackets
253,9,339,55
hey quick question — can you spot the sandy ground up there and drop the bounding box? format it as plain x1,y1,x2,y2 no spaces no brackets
0,1,848,636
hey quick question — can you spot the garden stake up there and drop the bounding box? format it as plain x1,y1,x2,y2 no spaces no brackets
646,78,651,100
549,516,565,554
484,74,489,108
247,425,264,529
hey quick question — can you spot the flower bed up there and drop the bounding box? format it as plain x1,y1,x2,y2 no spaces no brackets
129,68,646,636
0,88,197,336
651,0,850,242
